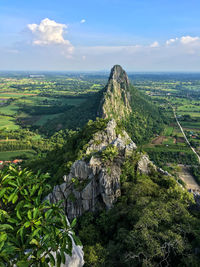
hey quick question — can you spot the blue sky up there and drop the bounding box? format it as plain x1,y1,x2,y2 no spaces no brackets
1,0,200,71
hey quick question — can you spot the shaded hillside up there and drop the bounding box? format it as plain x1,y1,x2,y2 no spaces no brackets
125,84,164,144
42,91,104,136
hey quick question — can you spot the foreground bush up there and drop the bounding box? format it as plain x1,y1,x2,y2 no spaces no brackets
0,166,79,266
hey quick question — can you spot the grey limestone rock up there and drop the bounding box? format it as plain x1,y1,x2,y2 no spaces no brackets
47,119,137,221
137,154,157,174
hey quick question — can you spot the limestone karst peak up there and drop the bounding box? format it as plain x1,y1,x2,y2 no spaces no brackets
98,65,132,120
108,65,129,86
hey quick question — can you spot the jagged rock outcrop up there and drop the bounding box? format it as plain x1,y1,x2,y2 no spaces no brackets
98,65,132,120
137,154,156,174
46,119,137,221
137,154,171,177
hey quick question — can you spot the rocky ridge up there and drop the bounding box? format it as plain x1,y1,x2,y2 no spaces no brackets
46,119,137,220
46,119,163,221
47,65,167,222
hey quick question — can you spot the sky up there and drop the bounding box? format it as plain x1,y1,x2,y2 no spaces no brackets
1,0,200,71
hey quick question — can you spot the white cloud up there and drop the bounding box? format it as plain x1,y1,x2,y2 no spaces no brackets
166,36,200,46
80,19,86,24
150,41,159,48
166,38,178,45
180,36,200,44
27,18,74,56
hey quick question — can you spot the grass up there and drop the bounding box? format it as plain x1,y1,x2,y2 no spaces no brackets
34,113,63,126
163,126,174,136
0,150,36,160
0,115,19,130
0,103,20,116
181,121,200,129
178,111,200,117
163,137,175,145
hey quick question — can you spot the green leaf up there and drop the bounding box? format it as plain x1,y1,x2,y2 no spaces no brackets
12,194,18,204
8,181,17,187
45,209,53,220
7,218,18,224
16,260,29,267
71,218,76,228
0,188,6,198
38,187,43,196
34,220,41,226
48,253,55,266
0,233,7,242
24,221,31,228
0,240,5,251
37,248,44,258
60,249,66,264
2,174,9,181
27,210,32,220
30,238,39,246
0,224,14,231
56,252,61,267
8,192,16,203
32,227,41,238
18,227,24,241
16,209,22,220
33,208,39,219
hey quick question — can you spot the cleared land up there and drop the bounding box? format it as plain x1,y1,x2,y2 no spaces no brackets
178,165,200,191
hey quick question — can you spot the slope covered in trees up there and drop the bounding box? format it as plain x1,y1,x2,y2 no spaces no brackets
76,154,200,266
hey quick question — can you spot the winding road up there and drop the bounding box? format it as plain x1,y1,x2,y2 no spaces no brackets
171,105,200,164
170,104,200,191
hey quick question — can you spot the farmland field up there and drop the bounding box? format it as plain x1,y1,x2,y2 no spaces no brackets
0,71,200,164
0,150,36,160
129,73,200,167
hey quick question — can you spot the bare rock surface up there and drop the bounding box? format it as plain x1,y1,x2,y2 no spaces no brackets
46,119,137,221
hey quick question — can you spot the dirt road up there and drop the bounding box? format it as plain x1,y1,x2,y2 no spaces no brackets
170,104,200,164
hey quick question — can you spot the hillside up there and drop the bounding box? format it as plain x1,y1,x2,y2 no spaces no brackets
26,65,164,181
42,116,200,266
43,65,164,144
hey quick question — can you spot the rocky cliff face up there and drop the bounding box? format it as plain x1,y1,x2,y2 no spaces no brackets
46,119,137,221
98,65,132,120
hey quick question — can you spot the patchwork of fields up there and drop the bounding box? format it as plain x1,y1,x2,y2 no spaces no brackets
132,75,200,167
0,72,200,165
0,73,106,160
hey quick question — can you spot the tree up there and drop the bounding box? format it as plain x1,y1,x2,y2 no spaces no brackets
0,166,80,266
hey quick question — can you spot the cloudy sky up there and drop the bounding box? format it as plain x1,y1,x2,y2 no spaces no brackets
1,0,200,71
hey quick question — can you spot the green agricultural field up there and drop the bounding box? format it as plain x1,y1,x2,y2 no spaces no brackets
181,121,200,129
162,137,175,145
163,126,174,136
0,103,20,116
34,113,64,126
0,115,19,130
0,150,36,160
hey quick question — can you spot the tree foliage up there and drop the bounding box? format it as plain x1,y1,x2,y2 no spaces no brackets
0,166,79,266
76,154,200,266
